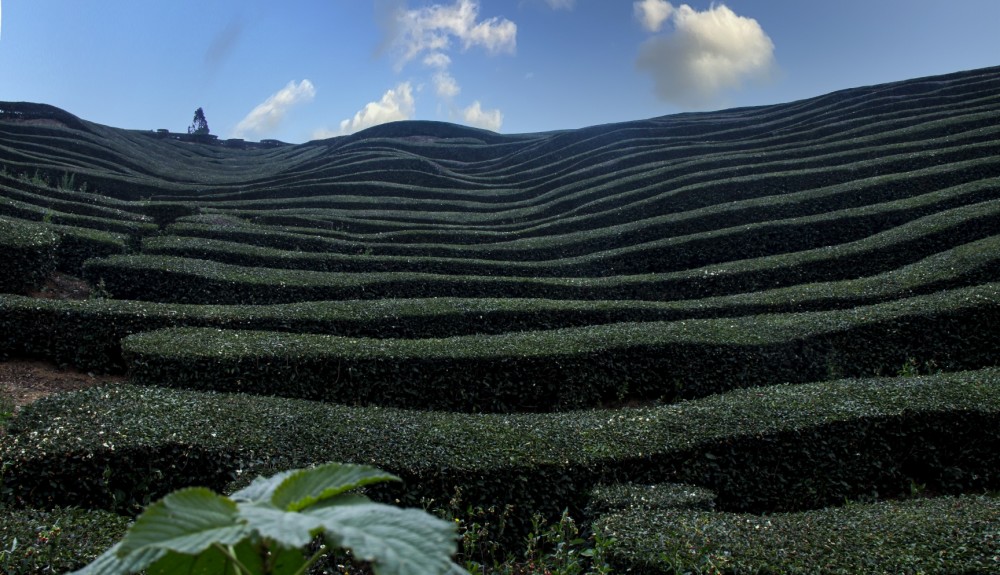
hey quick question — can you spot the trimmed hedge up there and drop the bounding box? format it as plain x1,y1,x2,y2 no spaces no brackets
595,492,1000,575
0,507,130,574
48,222,130,274
161,157,1000,264
0,216,59,294
5,233,999,372
84,198,1000,304
0,194,158,239
2,369,999,537
145,178,1000,278
121,284,1000,411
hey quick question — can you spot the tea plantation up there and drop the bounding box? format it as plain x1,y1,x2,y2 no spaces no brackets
1,66,999,574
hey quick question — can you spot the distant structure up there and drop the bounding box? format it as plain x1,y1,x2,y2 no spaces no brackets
187,108,210,136
150,129,287,149
0,101,290,149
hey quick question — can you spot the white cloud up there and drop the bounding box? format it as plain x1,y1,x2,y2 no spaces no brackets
423,52,452,69
635,3,775,108
545,0,576,10
336,82,416,135
232,79,315,138
633,0,674,32
392,0,516,68
433,71,461,98
460,101,502,131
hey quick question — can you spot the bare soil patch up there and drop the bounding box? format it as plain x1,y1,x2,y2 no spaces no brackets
0,360,124,411
27,272,92,300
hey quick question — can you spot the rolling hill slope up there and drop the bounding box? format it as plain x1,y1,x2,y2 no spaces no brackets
1,66,999,573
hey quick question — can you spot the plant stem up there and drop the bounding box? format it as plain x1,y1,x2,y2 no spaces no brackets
212,542,255,575
292,546,329,575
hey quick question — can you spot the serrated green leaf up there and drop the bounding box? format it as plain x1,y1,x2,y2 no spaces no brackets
231,469,299,503
68,542,166,575
118,487,249,557
306,502,466,575
271,462,400,512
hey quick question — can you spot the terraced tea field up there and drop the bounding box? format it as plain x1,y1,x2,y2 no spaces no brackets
2,66,999,573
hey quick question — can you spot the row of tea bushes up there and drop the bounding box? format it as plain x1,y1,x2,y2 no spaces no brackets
145,185,1000,278
0,180,153,222
162,164,1000,258
592,486,1000,574
171,159,1000,255
0,216,58,293
0,214,130,280
3,369,998,533
81,200,1000,305
120,284,1000,411
6,235,998,372
0,194,158,237
175,134,1000,233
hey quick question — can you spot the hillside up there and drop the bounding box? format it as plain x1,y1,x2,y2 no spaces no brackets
1,66,999,574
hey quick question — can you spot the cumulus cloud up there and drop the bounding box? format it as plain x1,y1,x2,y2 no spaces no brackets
232,80,315,138
460,101,502,131
392,0,516,69
633,0,673,32
635,3,775,108
335,82,416,135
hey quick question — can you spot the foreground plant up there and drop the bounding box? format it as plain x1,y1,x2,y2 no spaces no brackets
71,462,469,575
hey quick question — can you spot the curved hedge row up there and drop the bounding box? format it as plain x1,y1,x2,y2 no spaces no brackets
3,369,998,535
81,198,1000,304
120,284,1000,412
6,234,999,372
167,167,1000,255
147,183,1000,278
594,490,1000,574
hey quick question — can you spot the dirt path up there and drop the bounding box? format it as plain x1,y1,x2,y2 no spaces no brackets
0,360,124,411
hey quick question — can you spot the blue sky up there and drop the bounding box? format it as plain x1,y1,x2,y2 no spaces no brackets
2,1,999,143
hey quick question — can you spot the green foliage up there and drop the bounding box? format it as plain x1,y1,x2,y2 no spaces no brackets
59,171,76,191
72,462,467,575
3,370,999,530
0,216,60,293
594,490,1000,574
0,507,130,573
118,284,1000,411
0,388,14,430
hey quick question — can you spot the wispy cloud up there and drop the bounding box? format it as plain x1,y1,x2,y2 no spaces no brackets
433,71,461,98
460,101,502,131
327,82,416,136
232,80,315,138
544,0,576,10
391,0,516,69
634,2,775,108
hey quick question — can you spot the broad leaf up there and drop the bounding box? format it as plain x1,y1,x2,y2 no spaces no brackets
271,462,400,512
230,469,300,503
68,542,165,575
306,502,466,575
237,501,324,548
146,544,238,575
259,542,309,575
118,487,250,557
